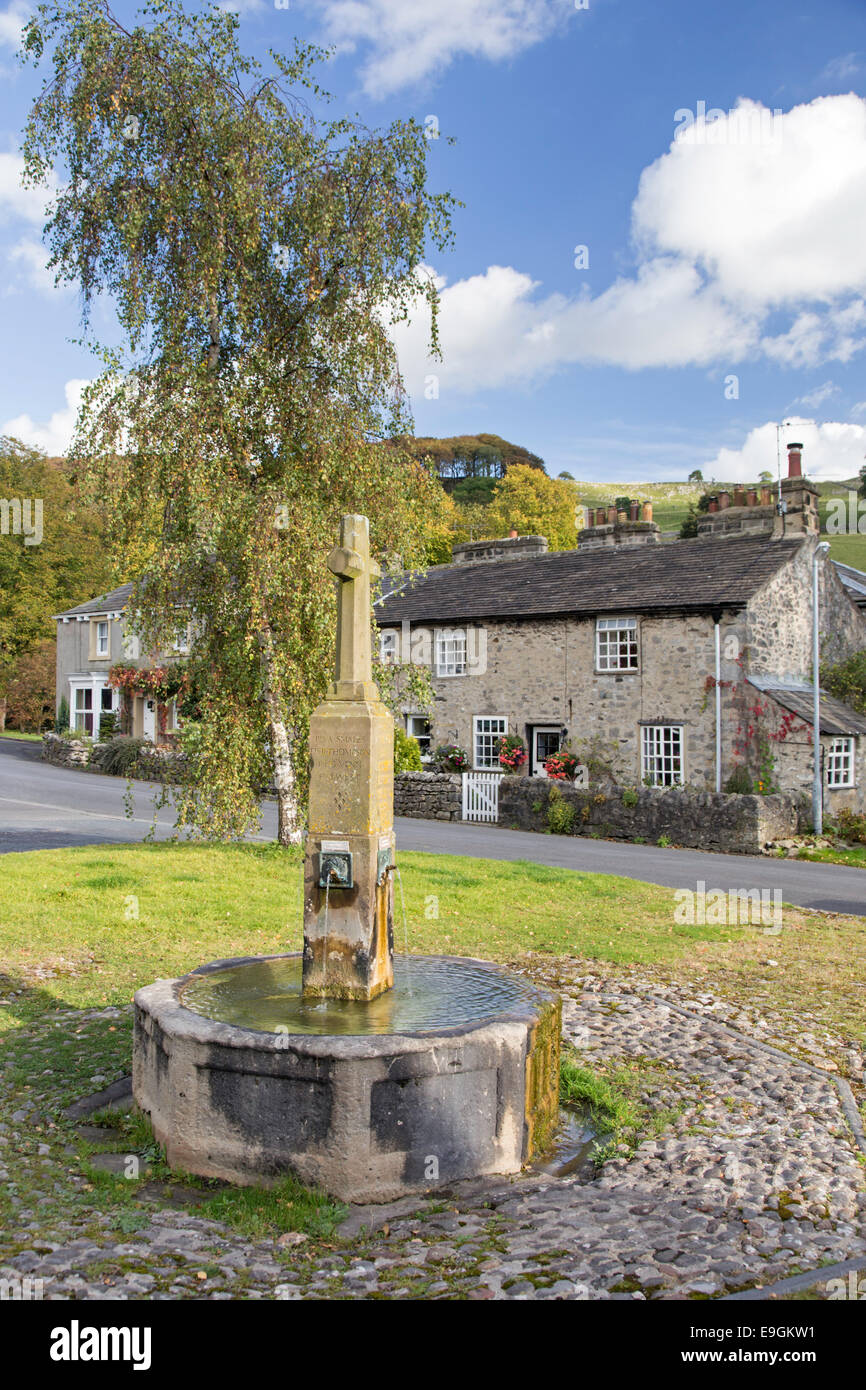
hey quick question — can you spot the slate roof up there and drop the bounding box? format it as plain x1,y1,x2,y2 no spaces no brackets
377,535,806,625
54,582,134,619
747,680,866,738
833,560,866,610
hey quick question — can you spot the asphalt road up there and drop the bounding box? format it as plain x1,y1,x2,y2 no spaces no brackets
1,738,864,914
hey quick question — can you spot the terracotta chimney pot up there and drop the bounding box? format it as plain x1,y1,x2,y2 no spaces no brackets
746,489,758,506
509,528,519,538
641,501,653,522
787,442,803,478
607,505,617,524
718,490,730,509
708,498,718,513
629,501,640,521
761,486,772,505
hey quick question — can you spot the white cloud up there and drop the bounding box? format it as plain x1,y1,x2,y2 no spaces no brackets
0,2,29,50
394,95,866,393
633,96,866,309
6,236,60,293
795,380,840,409
820,53,863,83
311,0,562,98
0,151,52,225
1,378,90,455
392,258,758,393
702,418,866,484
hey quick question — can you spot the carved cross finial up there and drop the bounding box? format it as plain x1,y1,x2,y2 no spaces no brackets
327,514,381,697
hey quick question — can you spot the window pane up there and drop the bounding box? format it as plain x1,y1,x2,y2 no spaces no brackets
474,716,507,769
826,737,854,788
436,629,467,676
596,617,638,671
407,716,432,759
641,725,683,787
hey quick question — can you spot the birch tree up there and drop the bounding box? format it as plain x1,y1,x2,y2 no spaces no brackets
19,0,453,843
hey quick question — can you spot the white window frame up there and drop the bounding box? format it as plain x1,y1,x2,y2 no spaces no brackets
826,737,855,789
95,620,110,658
172,623,191,654
379,629,399,665
473,715,508,771
69,675,114,739
596,616,638,672
435,628,467,677
641,724,684,787
406,714,432,762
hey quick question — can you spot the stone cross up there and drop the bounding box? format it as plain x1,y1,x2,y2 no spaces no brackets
327,514,381,700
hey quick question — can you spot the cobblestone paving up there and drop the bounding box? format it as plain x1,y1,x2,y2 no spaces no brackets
2,965,864,1301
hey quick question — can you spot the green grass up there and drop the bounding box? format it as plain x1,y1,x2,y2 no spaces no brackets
1,840,865,1038
0,841,758,1023
0,729,43,741
559,1048,685,1159
796,845,866,868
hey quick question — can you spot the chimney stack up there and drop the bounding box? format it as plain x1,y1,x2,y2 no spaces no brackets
787,442,803,478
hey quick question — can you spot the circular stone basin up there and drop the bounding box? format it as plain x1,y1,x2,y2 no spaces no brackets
133,953,561,1203
179,954,542,1035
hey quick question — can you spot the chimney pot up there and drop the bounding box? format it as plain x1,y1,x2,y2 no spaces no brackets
641,501,653,522
787,442,803,478
508,528,518,538
718,490,730,509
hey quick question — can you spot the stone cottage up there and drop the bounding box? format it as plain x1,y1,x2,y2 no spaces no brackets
377,445,866,814
53,582,188,741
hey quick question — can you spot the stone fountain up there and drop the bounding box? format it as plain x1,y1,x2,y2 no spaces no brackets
133,515,560,1202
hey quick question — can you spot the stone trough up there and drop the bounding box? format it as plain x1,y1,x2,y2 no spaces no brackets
133,953,560,1203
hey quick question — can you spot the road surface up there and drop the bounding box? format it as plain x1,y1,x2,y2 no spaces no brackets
0,738,863,914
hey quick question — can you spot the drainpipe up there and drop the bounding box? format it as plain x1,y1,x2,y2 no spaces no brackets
812,541,831,833
714,618,722,793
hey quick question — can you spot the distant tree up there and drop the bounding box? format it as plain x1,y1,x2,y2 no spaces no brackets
822,651,866,715
688,469,704,484
0,438,112,705
4,638,56,731
859,462,866,500
452,476,496,506
679,492,714,539
20,0,454,844
558,470,575,480
759,470,774,484
486,465,580,550
394,433,546,484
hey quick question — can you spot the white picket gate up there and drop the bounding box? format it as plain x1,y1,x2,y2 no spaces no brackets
461,771,502,823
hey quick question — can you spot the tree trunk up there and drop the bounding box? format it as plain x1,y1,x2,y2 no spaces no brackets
0,697,5,733
258,619,302,846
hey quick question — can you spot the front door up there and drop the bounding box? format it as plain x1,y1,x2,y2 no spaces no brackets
142,698,156,742
532,726,562,777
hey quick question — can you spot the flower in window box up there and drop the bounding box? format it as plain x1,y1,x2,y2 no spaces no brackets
497,733,527,774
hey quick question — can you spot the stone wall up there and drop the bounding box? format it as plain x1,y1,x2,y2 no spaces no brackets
42,731,94,768
394,771,463,821
498,776,798,854
42,732,185,783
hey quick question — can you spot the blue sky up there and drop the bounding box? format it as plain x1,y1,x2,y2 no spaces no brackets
2,0,866,482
